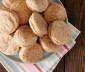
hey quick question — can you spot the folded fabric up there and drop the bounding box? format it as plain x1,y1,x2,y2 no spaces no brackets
0,22,80,72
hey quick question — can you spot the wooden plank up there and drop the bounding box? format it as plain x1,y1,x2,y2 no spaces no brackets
65,36,85,72
64,0,82,27
64,0,85,72
0,64,7,72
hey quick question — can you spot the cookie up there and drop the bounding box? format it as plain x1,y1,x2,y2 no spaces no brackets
0,9,19,34
44,3,67,23
0,33,19,55
29,12,48,37
26,0,49,12
19,43,43,63
40,35,62,53
48,20,71,45
2,0,15,8
9,0,32,24
14,25,38,47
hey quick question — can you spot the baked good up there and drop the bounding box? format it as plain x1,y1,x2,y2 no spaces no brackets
26,0,49,12
0,9,19,34
2,0,15,8
10,0,32,24
2,0,32,24
40,35,62,53
14,25,38,47
44,3,67,23
48,20,71,45
29,12,48,37
0,33,19,55
19,43,43,63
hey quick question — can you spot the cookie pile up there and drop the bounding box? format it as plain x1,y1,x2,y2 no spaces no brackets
0,0,71,63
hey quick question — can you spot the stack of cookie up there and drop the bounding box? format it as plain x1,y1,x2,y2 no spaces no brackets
0,0,71,63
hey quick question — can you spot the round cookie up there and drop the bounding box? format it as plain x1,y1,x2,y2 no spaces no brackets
44,3,67,23
29,12,48,37
0,33,19,55
14,25,38,47
26,0,49,12
2,0,15,8
19,43,43,63
9,0,32,24
40,35,62,53
0,9,19,34
48,20,71,45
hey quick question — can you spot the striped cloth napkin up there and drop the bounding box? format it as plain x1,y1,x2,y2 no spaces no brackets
0,22,80,72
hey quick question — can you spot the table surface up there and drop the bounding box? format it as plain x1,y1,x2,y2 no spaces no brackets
0,0,85,72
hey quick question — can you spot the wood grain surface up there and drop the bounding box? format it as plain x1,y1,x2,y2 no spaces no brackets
54,0,85,72
0,0,85,72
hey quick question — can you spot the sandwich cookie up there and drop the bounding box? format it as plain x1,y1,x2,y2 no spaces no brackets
48,20,71,45
0,9,19,34
10,0,32,24
26,0,49,12
40,35,62,53
14,25,38,47
19,43,43,63
2,0,15,8
0,33,19,55
44,3,67,23
29,12,48,37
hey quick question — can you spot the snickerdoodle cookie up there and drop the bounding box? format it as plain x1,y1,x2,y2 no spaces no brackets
26,0,49,12
40,35,62,53
2,0,15,8
10,0,32,24
44,3,67,23
0,33,19,55
14,25,38,47
29,12,48,37
0,9,19,34
19,43,43,63
2,0,32,24
48,20,71,45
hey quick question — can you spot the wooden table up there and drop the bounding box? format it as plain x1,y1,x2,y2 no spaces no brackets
0,0,85,72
